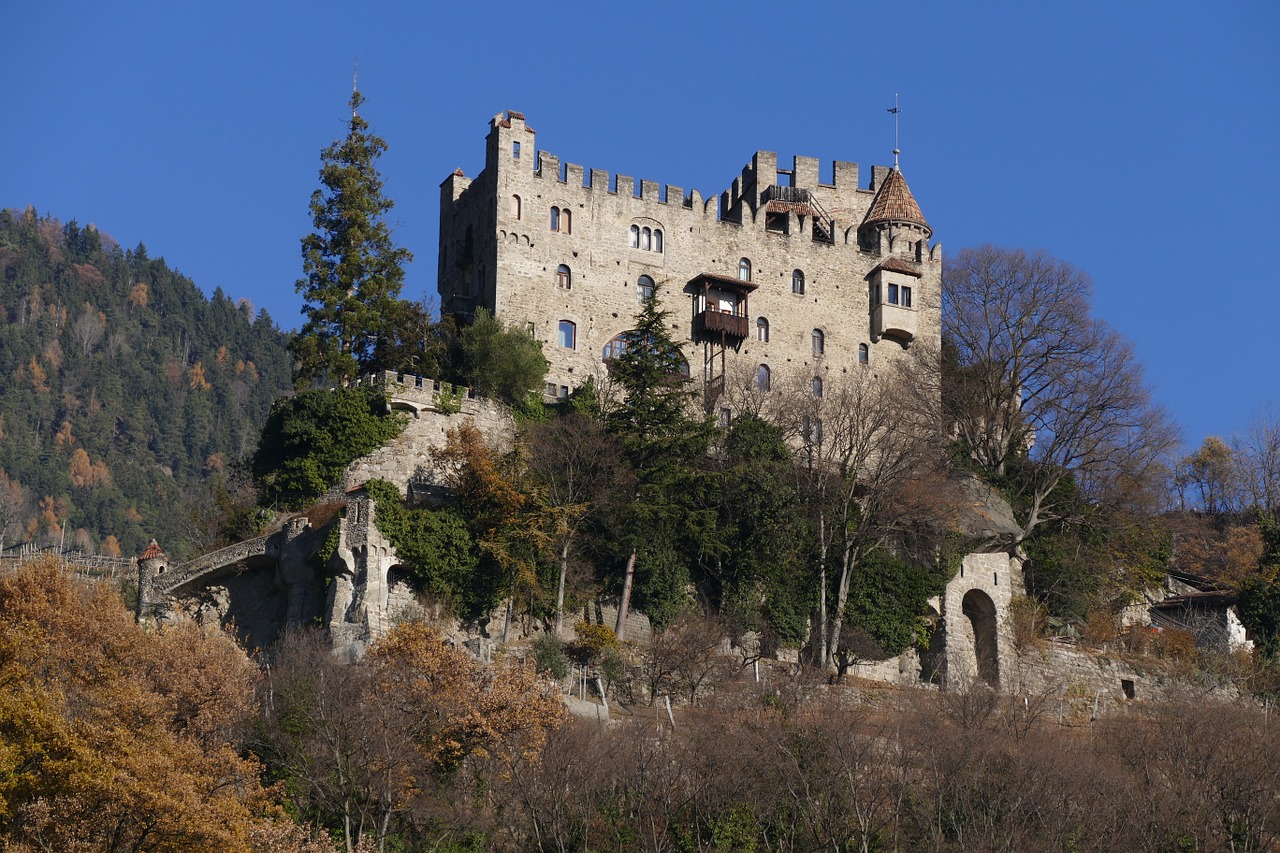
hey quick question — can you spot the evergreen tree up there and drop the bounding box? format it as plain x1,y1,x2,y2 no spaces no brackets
604,286,714,634
291,87,413,388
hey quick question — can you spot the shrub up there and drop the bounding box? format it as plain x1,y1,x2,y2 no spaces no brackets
533,632,570,680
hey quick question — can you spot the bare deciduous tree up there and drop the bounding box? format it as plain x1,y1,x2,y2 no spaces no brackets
778,356,946,668
1234,403,1280,516
944,245,1178,539
525,414,630,633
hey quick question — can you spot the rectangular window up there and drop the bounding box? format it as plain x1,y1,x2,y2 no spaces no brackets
513,141,521,158
901,285,912,308
888,283,899,305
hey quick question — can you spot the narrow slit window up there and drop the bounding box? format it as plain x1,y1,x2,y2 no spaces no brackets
511,194,521,220
629,224,639,248
653,229,663,252
550,207,560,231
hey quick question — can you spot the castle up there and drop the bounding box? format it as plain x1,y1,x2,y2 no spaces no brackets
438,110,941,406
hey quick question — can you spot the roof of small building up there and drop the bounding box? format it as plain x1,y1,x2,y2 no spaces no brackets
688,271,759,292
862,168,930,231
139,539,165,560
1151,590,1239,610
874,257,924,277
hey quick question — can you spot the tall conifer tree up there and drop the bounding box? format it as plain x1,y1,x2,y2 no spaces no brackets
291,86,412,388
605,286,714,634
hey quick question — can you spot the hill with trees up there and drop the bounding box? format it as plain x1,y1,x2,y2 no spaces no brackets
0,207,293,560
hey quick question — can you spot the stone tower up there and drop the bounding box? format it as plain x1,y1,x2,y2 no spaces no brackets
135,539,168,622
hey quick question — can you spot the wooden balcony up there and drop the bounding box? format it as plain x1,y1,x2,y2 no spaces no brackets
693,309,748,343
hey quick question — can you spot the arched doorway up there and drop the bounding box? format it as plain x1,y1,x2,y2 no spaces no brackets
962,589,999,687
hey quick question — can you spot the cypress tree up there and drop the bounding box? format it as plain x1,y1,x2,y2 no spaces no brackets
291,87,412,388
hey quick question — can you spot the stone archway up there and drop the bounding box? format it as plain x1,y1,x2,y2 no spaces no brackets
962,589,1000,687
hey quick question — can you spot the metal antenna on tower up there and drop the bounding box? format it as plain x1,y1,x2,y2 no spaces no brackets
887,93,901,169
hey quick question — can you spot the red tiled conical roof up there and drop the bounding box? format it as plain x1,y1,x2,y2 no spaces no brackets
139,539,165,560
862,168,929,231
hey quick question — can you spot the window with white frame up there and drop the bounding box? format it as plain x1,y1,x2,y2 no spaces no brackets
637,275,655,302
738,258,752,282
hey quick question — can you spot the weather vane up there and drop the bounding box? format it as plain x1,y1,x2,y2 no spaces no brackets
887,93,901,169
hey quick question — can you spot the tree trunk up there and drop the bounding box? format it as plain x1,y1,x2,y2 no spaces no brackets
827,541,856,669
555,539,569,634
815,510,828,666
616,547,636,640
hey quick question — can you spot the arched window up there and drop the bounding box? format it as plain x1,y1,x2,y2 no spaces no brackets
602,331,690,376
560,209,571,234
810,418,823,444
792,269,805,295
738,258,752,282
653,229,663,252
756,364,771,392
812,376,823,398
812,329,825,356
556,264,571,290
756,317,769,342
637,275,655,302
550,207,560,231
641,227,651,250
858,343,869,366
511,195,522,220
629,224,639,248
557,320,576,349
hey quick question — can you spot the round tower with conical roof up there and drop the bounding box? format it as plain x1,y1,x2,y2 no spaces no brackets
135,539,168,622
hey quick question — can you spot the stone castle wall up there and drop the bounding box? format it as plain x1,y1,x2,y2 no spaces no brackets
344,371,514,494
440,111,941,401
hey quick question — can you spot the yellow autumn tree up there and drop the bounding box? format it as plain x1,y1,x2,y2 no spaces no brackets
189,361,212,391
68,448,93,487
0,560,311,851
128,281,149,308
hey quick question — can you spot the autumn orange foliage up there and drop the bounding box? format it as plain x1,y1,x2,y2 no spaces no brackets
0,560,325,851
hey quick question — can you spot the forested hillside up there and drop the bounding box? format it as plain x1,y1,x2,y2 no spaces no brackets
0,208,293,559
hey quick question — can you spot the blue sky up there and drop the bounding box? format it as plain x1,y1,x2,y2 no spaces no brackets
4,1,1277,447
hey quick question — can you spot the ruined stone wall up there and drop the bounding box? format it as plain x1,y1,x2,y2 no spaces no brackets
344,372,514,494
440,111,941,402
